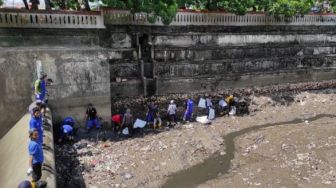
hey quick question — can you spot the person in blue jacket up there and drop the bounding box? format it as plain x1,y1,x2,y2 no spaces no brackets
27,128,44,187
59,124,74,143
183,98,194,121
29,107,43,146
59,116,75,143
34,73,48,117
34,73,47,102
63,116,75,127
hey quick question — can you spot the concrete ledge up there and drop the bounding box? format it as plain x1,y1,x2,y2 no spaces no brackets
42,108,57,187
0,107,56,188
157,68,336,94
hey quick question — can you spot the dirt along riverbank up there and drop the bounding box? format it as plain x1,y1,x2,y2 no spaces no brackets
56,87,336,188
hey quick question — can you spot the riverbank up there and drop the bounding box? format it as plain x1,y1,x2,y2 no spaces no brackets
56,89,336,188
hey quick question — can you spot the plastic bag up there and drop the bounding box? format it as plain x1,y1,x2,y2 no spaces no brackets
208,108,215,120
122,127,129,135
229,106,236,115
198,98,206,108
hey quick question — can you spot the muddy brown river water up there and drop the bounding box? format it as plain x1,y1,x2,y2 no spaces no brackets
162,114,336,188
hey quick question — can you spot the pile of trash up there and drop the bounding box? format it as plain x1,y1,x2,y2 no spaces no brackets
111,80,336,118
55,121,225,187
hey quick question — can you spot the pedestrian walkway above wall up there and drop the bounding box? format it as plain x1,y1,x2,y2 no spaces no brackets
0,107,56,188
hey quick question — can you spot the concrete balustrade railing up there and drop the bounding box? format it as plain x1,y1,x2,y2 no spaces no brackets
0,9,105,28
1,9,336,28
104,9,336,26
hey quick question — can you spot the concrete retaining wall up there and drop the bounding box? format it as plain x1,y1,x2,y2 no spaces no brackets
0,29,136,136
1,25,336,136
149,31,336,95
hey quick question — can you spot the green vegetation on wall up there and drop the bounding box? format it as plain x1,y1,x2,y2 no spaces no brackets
102,0,178,25
102,0,333,24
16,0,336,25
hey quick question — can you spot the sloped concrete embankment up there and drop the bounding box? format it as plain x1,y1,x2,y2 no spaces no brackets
0,107,56,188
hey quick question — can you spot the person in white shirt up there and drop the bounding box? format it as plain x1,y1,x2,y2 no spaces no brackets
167,100,177,126
218,98,229,115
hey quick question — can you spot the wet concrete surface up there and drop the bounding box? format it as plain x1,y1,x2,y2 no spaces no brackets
0,110,56,188
0,114,31,188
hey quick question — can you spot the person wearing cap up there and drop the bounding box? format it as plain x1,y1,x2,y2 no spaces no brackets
167,100,177,126
59,124,74,143
63,116,75,127
29,107,43,146
58,116,75,143
34,73,47,102
27,128,44,187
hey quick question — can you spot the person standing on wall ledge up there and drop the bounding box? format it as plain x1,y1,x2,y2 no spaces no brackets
34,73,47,102
27,128,44,188
86,103,101,132
183,97,194,122
29,107,43,146
28,100,43,116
